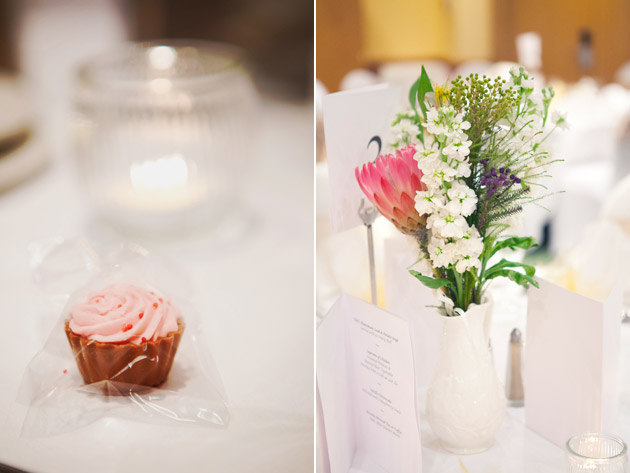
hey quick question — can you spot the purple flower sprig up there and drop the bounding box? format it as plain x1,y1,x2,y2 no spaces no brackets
476,165,526,232
481,167,521,197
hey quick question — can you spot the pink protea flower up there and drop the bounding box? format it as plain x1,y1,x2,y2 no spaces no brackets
355,145,427,235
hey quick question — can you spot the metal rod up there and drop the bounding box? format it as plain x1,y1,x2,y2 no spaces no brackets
366,223,377,305
358,198,379,305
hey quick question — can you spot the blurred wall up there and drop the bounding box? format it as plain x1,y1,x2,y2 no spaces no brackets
0,1,15,70
317,0,630,92
0,0,313,100
496,0,630,84
129,0,313,99
316,0,492,92
315,0,362,94
360,0,492,63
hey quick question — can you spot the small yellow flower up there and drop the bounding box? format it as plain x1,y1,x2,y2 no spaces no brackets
434,85,450,106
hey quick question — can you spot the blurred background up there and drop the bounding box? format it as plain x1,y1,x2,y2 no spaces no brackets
316,0,630,314
0,1,314,472
0,0,312,183
317,0,630,91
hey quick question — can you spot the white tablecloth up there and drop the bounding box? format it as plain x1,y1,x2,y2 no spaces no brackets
317,275,630,472
0,100,314,473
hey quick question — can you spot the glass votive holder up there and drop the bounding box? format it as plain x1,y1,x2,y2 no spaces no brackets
73,40,257,235
566,433,628,473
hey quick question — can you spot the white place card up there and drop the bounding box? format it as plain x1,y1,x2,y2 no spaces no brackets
323,85,400,233
383,236,442,390
525,276,623,448
317,294,422,473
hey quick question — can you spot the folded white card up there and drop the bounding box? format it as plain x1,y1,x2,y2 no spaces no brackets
323,85,400,233
525,276,623,448
383,236,442,390
317,294,422,473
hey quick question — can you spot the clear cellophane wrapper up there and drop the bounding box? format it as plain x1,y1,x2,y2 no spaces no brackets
17,238,229,436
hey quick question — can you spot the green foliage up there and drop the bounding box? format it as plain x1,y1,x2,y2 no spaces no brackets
448,74,519,152
408,66,433,144
409,270,455,291
488,236,538,258
484,269,539,289
484,205,523,226
485,258,535,278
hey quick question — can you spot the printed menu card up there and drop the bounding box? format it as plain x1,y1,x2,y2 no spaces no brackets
317,294,422,473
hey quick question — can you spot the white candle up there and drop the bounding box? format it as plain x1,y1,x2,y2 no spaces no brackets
107,154,212,213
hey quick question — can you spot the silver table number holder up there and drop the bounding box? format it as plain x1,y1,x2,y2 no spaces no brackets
359,198,379,305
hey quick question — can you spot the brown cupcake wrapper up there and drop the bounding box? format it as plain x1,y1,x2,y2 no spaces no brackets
65,320,184,391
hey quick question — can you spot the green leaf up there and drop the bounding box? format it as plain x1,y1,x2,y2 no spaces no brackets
409,76,421,112
408,75,425,144
484,269,539,289
409,270,455,291
407,66,433,143
485,258,536,278
416,66,434,120
489,236,538,259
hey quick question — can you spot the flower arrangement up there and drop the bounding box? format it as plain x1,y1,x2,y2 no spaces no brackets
356,66,565,315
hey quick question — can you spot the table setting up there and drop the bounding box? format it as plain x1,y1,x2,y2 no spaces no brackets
0,37,313,473
316,64,630,473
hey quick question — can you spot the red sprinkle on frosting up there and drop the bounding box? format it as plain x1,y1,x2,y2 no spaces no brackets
63,369,67,374
153,302,158,309
122,323,133,332
141,337,147,343
117,304,122,308
139,312,144,319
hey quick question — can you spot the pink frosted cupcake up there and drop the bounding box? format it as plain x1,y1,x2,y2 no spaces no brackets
64,283,184,390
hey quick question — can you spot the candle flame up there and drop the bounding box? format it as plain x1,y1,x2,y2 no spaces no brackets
130,153,189,190
148,46,177,70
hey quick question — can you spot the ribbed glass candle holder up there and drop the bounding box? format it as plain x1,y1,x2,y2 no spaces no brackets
73,40,256,234
566,433,628,473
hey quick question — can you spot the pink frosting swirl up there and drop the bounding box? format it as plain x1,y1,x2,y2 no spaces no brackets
68,284,180,345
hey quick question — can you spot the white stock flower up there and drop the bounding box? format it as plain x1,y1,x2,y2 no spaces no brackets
455,256,481,274
521,76,535,91
458,227,484,254
460,120,471,131
414,142,440,162
528,92,544,113
425,107,448,136
426,107,439,123
427,210,468,238
508,66,520,81
452,111,471,132
446,183,478,217
427,225,483,274
428,236,456,268
452,159,472,178
443,135,472,161
552,110,570,130
391,118,421,146
452,227,483,273
415,189,446,216
419,157,457,186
